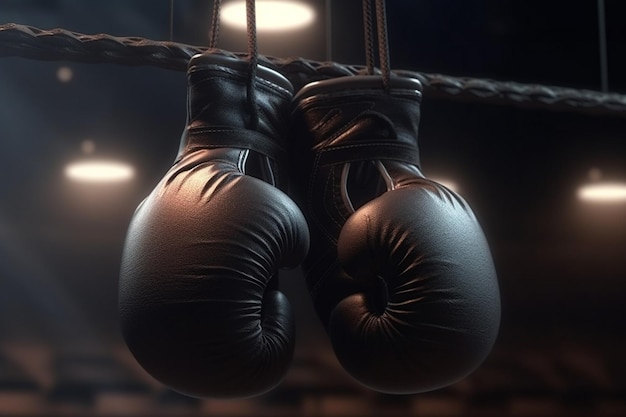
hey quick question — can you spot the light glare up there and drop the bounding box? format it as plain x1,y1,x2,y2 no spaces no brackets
578,182,626,203
57,66,73,83
431,178,459,193
65,160,135,183
81,139,96,154
221,1,315,31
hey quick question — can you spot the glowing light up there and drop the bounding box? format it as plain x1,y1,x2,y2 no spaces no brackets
578,182,626,203
57,66,73,83
81,139,96,154
588,167,603,181
221,1,315,31
65,160,135,183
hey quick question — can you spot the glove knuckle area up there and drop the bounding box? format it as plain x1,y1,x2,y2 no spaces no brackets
338,187,499,310
208,174,310,268
157,168,308,267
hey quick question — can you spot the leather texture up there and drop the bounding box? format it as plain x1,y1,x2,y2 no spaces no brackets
290,75,501,394
119,53,310,399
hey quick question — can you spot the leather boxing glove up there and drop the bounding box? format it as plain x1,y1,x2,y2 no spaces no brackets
290,75,501,394
119,53,309,398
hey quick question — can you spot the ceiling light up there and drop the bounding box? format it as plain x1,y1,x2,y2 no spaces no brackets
578,182,626,203
221,1,315,32
81,139,96,155
65,160,135,183
57,66,73,83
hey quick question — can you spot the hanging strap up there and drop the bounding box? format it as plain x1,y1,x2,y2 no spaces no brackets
208,0,259,129
208,0,222,49
362,0,391,91
362,0,376,76
245,0,259,129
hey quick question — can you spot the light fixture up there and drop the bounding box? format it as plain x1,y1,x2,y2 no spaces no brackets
65,139,134,183
221,1,315,32
56,65,73,83
578,182,626,203
65,160,135,183
574,6,626,205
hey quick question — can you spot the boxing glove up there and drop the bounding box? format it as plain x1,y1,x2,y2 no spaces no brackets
290,75,501,394
119,53,309,398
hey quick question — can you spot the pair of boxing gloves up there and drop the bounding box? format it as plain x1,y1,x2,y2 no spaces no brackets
118,53,501,398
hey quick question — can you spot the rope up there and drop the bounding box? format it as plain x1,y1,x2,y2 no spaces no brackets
361,0,391,90
208,0,222,49
246,0,259,129
205,0,258,128
597,0,609,93
374,0,391,90
1,23,625,117
169,0,175,42
362,0,376,75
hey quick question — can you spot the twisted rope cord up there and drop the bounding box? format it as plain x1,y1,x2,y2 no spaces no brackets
374,0,391,90
246,0,259,129
204,1,258,128
362,0,376,75
208,0,222,49
362,0,391,91
1,23,626,117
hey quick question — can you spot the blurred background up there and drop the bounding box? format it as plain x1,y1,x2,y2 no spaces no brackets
1,0,625,416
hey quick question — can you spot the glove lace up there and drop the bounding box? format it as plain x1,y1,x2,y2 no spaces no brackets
208,0,259,129
362,0,391,91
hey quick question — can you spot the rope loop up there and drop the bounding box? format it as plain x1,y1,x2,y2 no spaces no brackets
208,0,222,49
246,0,259,129
362,0,391,91
208,0,259,129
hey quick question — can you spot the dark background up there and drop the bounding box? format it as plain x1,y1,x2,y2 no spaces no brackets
1,1,625,416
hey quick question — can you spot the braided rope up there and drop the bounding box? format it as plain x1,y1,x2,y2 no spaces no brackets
362,0,376,76
245,0,259,129
2,23,626,116
208,0,222,49
374,0,391,91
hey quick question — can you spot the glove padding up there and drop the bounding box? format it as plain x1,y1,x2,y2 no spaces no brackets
119,54,309,398
291,75,501,394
